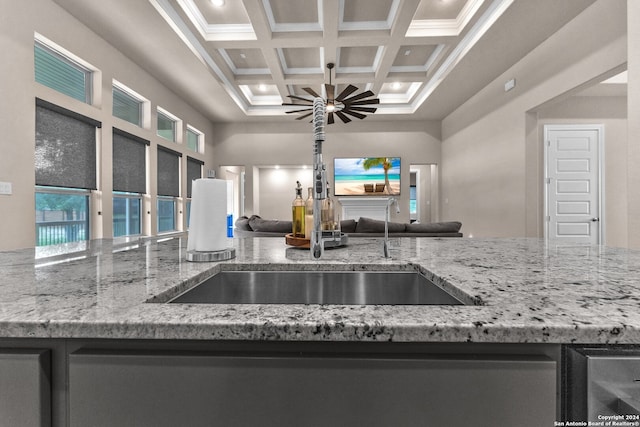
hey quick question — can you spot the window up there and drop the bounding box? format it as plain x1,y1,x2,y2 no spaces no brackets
34,39,92,104
36,187,89,246
157,197,176,233
186,157,203,199
35,99,100,189
186,157,204,229
186,126,202,152
113,84,143,126
35,99,100,246
186,201,192,229
113,193,141,237
410,185,417,215
157,109,177,142
112,129,148,237
157,146,181,233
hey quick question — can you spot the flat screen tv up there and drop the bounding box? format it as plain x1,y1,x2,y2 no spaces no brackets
333,157,401,196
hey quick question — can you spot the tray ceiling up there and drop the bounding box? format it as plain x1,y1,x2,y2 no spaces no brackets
150,0,510,117
51,0,597,122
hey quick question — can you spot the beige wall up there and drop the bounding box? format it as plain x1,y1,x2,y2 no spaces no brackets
628,0,640,249
441,0,627,239
212,120,442,223
0,1,214,250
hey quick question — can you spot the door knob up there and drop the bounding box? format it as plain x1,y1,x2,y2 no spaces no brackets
591,218,600,222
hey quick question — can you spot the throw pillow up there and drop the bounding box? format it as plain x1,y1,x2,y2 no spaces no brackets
405,221,462,233
248,216,293,233
355,217,406,233
234,216,251,231
340,219,357,233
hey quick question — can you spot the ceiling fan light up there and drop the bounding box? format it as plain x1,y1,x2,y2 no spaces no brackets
326,102,336,112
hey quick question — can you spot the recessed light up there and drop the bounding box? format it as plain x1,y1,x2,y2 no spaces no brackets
239,53,246,59
211,0,225,7
404,49,411,56
258,84,267,92
392,82,402,90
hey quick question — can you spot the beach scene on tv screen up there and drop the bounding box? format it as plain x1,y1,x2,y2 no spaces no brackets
334,157,400,196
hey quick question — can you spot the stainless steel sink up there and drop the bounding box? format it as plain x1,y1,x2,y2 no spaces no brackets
168,270,465,305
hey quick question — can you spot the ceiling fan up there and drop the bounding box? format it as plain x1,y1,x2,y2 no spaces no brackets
282,63,379,124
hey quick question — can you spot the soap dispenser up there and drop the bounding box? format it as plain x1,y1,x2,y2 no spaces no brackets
292,181,305,237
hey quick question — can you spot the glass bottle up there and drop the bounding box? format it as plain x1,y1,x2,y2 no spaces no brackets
321,182,335,230
304,187,314,239
291,181,305,237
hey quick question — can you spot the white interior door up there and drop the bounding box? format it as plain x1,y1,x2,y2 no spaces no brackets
544,125,603,245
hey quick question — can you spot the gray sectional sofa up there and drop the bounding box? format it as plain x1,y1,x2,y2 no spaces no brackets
234,215,463,238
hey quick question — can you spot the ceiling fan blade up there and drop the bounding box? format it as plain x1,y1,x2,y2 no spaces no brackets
344,98,380,106
295,112,313,120
286,95,314,103
327,112,335,125
341,109,367,120
325,84,335,101
335,111,351,123
285,108,314,114
346,106,377,113
302,87,321,98
342,90,374,103
335,84,358,101
282,102,313,107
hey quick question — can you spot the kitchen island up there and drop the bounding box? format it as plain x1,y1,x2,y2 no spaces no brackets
1,236,639,426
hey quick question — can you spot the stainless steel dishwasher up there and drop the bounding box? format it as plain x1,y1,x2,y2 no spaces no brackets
565,346,640,422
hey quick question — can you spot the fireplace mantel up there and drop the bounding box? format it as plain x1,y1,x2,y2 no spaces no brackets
337,197,389,221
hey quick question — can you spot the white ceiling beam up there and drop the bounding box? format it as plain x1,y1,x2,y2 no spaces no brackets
370,0,422,95
241,0,289,100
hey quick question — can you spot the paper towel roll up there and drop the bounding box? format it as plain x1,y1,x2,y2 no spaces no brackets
187,178,229,252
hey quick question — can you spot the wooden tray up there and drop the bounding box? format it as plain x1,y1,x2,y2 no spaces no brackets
285,233,349,249
285,233,310,248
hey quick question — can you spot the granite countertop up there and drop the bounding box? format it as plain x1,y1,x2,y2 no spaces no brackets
0,235,639,344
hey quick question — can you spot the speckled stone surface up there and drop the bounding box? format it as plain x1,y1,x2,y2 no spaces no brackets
1,235,639,343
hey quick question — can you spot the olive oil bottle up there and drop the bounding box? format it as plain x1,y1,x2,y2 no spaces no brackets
292,181,305,237
321,182,335,230
304,187,314,239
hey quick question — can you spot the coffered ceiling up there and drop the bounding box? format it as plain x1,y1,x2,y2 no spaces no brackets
52,0,596,123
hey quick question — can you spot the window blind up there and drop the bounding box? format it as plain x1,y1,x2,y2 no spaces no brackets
186,157,204,198
157,146,181,197
34,41,90,104
113,87,142,126
35,99,100,190
113,128,148,194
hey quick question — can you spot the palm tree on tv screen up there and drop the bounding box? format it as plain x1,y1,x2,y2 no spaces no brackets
362,157,392,194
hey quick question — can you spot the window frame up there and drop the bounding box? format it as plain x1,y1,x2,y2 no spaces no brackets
112,83,145,127
113,192,143,238
34,37,93,104
157,196,177,234
35,186,91,246
157,108,180,143
186,126,203,153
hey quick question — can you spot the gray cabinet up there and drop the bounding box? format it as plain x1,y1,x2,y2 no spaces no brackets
69,350,555,427
0,349,51,427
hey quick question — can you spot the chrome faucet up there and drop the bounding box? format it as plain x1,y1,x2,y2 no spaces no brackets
310,97,328,259
383,197,400,258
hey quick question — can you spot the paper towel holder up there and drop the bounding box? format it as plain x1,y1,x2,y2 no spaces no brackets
186,247,236,262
